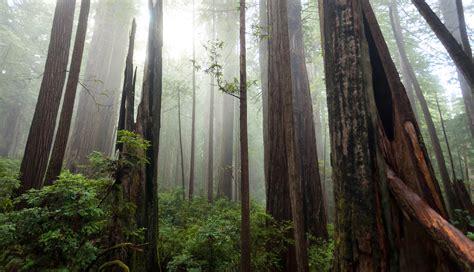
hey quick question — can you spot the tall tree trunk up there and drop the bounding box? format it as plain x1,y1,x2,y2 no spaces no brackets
45,0,91,184
239,1,251,271
0,107,20,157
66,1,133,169
439,0,474,138
217,95,234,199
288,0,328,240
259,0,269,186
19,0,76,192
178,87,186,199
411,0,474,97
268,0,310,271
189,0,196,200
208,78,215,203
141,0,163,270
389,4,459,217
389,0,419,122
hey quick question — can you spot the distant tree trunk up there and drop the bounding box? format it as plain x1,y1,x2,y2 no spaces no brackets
45,0,90,184
389,0,419,121
178,87,186,199
259,0,269,186
189,0,196,200
411,0,474,97
288,0,328,240
66,1,133,169
268,0,310,271
141,0,163,270
19,0,76,192
208,78,215,203
239,1,251,271
389,5,459,217
0,107,20,157
439,0,474,138
217,96,234,199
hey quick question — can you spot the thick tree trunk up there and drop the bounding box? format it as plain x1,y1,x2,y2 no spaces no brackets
45,0,90,184
412,0,474,97
141,0,163,270
268,0,309,271
439,0,474,138
20,0,76,192
320,0,463,270
389,5,459,217
239,1,251,271
288,0,328,240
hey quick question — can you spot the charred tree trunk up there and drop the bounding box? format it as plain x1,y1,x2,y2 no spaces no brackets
141,0,163,270
45,0,90,184
389,5,459,217
19,0,76,192
239,1,251,271
411,0,474,97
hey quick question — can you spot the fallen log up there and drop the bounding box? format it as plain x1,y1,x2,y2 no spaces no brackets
386,166,474,270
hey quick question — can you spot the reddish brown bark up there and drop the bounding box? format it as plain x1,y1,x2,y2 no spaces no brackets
45,0,90,185
20,0,76,192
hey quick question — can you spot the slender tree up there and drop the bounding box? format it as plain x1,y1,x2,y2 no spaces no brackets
439,0,474,138
411,0,474,96
189,0,196,200
389,3,459,216
19,0,76,192
178,86,186,199
239,0,251,270
207,0,216,203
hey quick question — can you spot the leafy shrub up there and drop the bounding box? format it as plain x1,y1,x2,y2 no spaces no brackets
0,159,21,212
159,193,291,271
0,172,110,271
308,224,335,272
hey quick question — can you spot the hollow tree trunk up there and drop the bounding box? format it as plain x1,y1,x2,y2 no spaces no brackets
19,0,76,192
320,0,464,270
45,0,91,184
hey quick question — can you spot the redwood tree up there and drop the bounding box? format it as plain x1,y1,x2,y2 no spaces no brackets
45,0,91,184
239,0,251,270
20,0,76,192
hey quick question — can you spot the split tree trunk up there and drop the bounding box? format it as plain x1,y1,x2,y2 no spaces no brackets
20,0,76,192
141,0,163,270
